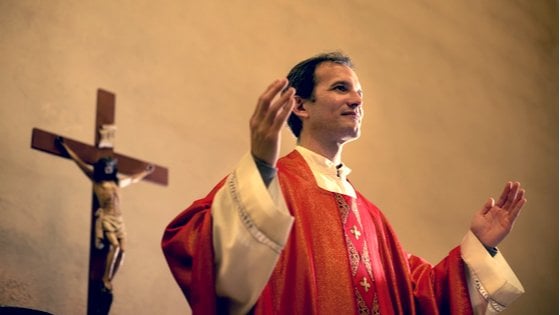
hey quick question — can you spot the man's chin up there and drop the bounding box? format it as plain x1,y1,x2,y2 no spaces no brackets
342,131,361,143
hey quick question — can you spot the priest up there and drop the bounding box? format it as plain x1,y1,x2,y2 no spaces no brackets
162,52,526,314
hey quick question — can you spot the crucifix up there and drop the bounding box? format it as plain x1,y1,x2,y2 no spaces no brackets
30,89,169,315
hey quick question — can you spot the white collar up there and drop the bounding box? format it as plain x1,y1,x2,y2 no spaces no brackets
295,146,356,197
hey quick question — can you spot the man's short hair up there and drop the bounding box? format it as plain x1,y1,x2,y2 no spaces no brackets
286,52,354,138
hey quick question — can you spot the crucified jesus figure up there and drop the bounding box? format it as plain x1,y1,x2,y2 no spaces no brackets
56,137,154,291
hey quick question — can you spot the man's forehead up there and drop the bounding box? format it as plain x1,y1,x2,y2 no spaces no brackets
315,62,361,87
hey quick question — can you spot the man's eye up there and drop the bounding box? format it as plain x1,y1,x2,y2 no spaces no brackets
333,85,348,92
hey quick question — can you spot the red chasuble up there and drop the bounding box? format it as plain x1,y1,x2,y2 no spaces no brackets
162,151,473,314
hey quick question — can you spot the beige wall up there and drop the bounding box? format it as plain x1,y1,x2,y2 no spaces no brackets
0,1,557,314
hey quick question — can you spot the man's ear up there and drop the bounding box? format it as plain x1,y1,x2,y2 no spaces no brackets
292,96,308,119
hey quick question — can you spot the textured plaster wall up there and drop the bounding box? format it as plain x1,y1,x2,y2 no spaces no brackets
0,1,557,314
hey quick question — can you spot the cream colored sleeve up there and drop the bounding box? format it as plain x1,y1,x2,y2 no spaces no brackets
461,230,525,314
211,152,294,315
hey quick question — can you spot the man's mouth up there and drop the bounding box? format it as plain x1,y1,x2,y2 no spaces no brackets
341,111,361,120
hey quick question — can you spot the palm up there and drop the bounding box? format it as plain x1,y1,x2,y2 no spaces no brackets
470,182,526,248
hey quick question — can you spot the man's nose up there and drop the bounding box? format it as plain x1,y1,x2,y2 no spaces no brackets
348,91,363,108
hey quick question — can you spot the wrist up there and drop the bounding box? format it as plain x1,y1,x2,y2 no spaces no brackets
252,154,277,187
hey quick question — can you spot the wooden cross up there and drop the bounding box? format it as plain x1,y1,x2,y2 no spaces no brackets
30,89,168,315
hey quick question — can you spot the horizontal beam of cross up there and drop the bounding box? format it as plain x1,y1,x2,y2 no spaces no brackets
31,128,168,186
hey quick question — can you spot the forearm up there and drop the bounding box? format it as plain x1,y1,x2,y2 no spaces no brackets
129,170,150,184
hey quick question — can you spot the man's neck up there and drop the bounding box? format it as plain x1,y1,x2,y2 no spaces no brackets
297,136,344,164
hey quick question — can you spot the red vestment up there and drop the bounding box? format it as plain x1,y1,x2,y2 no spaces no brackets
162,151,473,314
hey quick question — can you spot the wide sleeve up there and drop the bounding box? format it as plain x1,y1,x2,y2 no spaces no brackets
161,178,226,315
461,230,525,314
211,152,294,315
407,247,474,314
162,153,294,315
407,232,525,315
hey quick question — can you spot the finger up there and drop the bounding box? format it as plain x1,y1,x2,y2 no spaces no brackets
267,87,295,126
509,193,526,221
511,188,526,212
503,181,521,210
252,80,280,120
481,197,495,215
253,78,289,119
271,90,295,130
513,187,525,204
496,181,512,208
264,78,289,103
